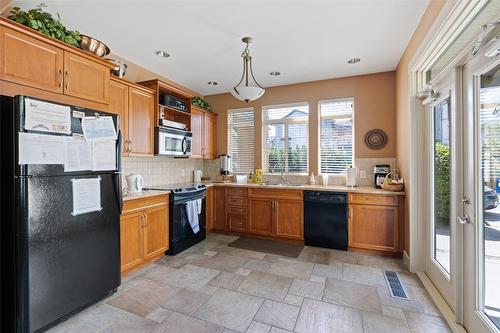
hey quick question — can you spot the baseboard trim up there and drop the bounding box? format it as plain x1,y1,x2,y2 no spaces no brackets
417,271,468,333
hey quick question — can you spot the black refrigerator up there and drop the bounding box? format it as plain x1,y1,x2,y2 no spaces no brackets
1,95,122,332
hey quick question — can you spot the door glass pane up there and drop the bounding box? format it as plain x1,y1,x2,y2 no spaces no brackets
433,97,451,273
480,63,500,328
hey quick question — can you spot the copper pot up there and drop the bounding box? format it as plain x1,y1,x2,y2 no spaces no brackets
80,35,110,57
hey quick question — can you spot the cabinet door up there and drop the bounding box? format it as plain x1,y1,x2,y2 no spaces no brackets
109,79,129,154
190,108,203,158
128,87,154,155
206,187,214,231
204,113,216,159
144,204,168,259
276,199,304,240
214,188,227,230
248,198,274,236
0,26,63,93
63,51,109,103
348,204,399,252
120,212,144,273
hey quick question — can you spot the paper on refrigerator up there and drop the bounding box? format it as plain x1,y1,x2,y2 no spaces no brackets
18,132,65,165
64,137,93,172
92,140,116,171
71,177,102,216
24,98,71,134
81,116,117,142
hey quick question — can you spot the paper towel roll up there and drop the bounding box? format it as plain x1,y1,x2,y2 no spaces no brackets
346,167,357,187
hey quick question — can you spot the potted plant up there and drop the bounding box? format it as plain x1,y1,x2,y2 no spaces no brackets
192,96,212,112
8,3,81,47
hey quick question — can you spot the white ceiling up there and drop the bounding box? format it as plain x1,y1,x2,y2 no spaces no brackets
12,0,430,95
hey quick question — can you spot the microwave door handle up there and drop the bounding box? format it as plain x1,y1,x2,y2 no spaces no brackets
181,137,187,154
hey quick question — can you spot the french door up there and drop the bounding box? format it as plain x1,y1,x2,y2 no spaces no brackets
462,49,500,333
426,72,458,311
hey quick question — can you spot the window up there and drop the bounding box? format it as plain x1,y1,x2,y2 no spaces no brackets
263,103,309,173
228,108,254,174
319,99,354,174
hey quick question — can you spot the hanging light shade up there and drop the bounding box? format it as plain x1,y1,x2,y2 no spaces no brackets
231,37,265,102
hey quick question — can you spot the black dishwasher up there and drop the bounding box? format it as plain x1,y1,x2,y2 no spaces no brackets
304,191,348,250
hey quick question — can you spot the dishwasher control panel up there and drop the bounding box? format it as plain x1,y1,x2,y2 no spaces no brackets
304,191,346,203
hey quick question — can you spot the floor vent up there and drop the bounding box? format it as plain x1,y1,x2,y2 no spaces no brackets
384,270,410,301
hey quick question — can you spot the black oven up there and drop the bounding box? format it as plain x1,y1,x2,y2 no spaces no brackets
168,185,206,255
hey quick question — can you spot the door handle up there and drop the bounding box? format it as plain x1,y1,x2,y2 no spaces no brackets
58,69,62,88
181,138,187,154
457,214,471,224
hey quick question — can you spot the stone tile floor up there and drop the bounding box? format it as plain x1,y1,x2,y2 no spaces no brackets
47,233,452,333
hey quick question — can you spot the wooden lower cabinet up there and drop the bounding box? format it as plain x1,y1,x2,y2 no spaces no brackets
275,199,303,240
206,187,214,231
120,194,169,276
248,198,274,236
214,187,227,230
348,193,403,256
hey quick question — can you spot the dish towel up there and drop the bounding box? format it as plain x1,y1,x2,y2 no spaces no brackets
186,200,200,234
196,199,202,214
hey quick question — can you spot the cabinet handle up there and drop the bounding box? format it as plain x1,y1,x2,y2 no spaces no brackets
58,69,62,88
143,213,147,228
64,71,69,90
128,140,132,153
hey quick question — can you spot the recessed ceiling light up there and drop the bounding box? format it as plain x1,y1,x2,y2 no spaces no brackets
155,50,170,58
208,81,218,86
347,58,361,64
270,71,281,76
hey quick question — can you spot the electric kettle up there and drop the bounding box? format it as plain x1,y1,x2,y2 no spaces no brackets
126,174,144,193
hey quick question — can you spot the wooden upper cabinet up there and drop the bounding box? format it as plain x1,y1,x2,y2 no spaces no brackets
109,79,129,153
63,51,109,104
275,199,303,240
248,198,274,236
128,87,155,155
191,107,204,158
143,205,168,260
0,26,63,93
120,211,144,273
348,204,399,253
204,113,217,159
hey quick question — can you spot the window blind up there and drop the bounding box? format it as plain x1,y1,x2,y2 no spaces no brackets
228,108,254,174
263,103,309,173
320,99,354,174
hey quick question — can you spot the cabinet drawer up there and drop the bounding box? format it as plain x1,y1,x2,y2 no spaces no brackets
248,188,303,200
123,194,168,213
228,196,247,207
228,205,247,215
228,214,247,232
227,187,248,197
348,193,398,206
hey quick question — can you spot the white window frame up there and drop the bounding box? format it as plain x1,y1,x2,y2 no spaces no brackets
227,107,255,174
318,98,355,175
262,102,309,174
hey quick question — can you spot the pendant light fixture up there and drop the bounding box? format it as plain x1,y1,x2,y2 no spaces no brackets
231,37,265,102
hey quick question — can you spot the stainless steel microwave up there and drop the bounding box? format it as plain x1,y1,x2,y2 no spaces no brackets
155,127,192,157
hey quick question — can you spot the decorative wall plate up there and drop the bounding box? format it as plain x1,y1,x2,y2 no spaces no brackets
364,129,388,150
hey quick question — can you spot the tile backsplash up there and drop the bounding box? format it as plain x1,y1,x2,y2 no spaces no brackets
122,156,397,189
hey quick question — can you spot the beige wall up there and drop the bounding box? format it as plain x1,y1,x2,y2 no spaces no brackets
205,71,396,175
396,0,446,254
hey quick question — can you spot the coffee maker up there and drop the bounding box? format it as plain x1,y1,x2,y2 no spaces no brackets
374,164,390,188
219,154,231,175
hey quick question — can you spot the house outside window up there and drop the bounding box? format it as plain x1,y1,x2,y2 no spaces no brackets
319,98,354,174
263,103,309,173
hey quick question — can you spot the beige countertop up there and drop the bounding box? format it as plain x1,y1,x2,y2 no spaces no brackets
208,182,405,195
122,190,170,201
123,182,405,198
